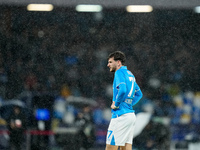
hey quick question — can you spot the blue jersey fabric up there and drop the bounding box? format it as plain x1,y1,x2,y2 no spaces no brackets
111,66,143,119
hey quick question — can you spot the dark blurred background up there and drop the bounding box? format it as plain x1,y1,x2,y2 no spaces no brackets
0,1,200,150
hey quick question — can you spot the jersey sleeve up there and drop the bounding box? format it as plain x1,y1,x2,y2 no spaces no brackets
132,83,143,106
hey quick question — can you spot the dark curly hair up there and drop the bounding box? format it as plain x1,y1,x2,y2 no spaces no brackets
108,51,126,65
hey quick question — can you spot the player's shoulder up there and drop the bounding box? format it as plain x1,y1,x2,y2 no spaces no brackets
126,70,133,76
124,69,135,78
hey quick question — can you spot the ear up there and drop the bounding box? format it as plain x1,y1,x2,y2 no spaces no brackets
117,60,122,66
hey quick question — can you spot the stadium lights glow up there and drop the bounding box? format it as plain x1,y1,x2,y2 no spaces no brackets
27,4,54,11
76,5,103,12
126,5,153,13
194,6,200,13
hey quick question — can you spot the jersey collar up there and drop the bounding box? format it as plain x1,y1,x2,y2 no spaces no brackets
120,66,127,70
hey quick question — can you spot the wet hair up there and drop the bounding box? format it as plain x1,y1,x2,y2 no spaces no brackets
108,51,126,65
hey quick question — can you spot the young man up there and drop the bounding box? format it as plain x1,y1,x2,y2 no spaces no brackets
106,51,143,150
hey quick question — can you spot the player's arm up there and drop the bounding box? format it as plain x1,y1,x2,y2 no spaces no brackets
132,83,143,106
114,71,126,108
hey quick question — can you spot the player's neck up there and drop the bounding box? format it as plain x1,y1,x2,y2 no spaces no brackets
116,65,123,71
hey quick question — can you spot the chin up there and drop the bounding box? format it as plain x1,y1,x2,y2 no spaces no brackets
110,69,115,72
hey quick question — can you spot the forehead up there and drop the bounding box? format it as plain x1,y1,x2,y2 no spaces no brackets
108,57,114,62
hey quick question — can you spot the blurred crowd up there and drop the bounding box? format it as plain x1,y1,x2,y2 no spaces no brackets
0,7,200,129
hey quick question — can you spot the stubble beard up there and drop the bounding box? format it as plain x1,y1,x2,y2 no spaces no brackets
110,66,116,72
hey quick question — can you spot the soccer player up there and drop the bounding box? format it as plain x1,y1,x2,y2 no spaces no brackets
106,51,143,150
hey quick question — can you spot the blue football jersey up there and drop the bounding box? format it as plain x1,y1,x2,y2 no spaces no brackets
111,66,142,118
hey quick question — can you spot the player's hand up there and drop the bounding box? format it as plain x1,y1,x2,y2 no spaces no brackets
111,101,119,109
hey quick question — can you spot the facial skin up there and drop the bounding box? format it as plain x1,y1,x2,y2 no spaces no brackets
107,57,122,72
